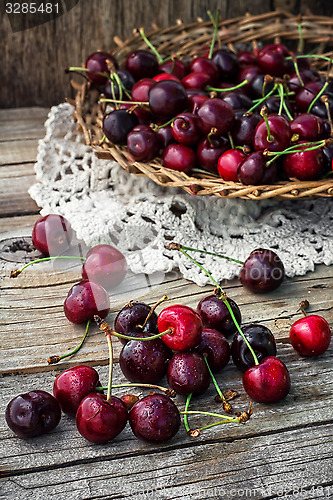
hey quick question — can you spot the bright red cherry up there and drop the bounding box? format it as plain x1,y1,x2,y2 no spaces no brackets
159,58,188,79
76,393,128,444
157,304,202,351
253,114,291,152
289,315,331,357
182,71,213,90
153,73,180,82
283,142,325,181
32,214,73,257
290,113,325,141
131,78,155,102
218,149,247,182
53,365,101,416
243,356,291,403
190,57,219,84
64,279,110,324
82,244,127,290
256,43,290,77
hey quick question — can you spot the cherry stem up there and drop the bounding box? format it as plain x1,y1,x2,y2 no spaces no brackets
322,95,333,136
99,98,149,106
106,332,113,401
166,242,244,265
206,80,249,93
286,54,332,62
277,83,284,116
292,55,305,87
203,355,233,413
297,16,304,54
66,66,109,79
152,117,175,130
183,393,192,433
139,295,168,330
207,10,220,60
96,382,175,396
228,132,235,150
307,81,329,113
138,28,164,64
181,410,239,421
260,107,274,143
48,319,91,365
265,139,327,166
94,315,172,341
245,84,278,115
194,418,240,434
10,255,86,278
298,299,309,317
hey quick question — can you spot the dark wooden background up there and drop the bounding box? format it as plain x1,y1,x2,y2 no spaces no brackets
1,0,332,108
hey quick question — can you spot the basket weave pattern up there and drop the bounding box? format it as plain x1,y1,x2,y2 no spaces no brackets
72,11,333,200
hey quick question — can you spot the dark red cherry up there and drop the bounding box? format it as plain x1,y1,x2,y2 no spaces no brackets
82,244,127,290
197,295,241,337
188,93,209,113
288,68,320,92
263,96,293,117
239,249,285,293
148,80,188,121
129,394,180,443
76,393,128,444
64,279,110,324
162,143,197,173
159,58,188,79
182,71,213,90
289,315,331,357
242,356,290,403
171,112,203,146
253,114,291,152
197,98,235,136
256,43,290,77
211,49,240,81
157,304,202,351
197,136,229,173
236,65,262,94
53,365,101,416
222,92,253,110
237,50,256,66
120,103,153,125
237,151,266,185
104,69,135,99
295,81,324,113
85,51,118,85
283,142,325,181
114,301,158,345
231,324,277,372
154,123,175,149
32,214,73,257
125,50,159,80
194,328,230,372
103,109,139,145
131,78,155,102
218,148,247,182
190,57,219,84
127,126,160,161
167,352,210,395
290,113,325,141
231,113,261,147
6,390,61,439
119,336,171,384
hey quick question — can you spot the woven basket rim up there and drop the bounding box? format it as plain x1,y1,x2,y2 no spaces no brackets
71,11,333,200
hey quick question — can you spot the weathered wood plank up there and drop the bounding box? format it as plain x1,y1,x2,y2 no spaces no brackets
0,140,40,165
0,108,49,142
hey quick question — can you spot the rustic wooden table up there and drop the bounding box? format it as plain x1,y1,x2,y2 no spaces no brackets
1,108,333,500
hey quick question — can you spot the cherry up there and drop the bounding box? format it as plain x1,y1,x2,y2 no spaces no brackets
188,93,209,113
32,214,73,257
85,51,118,85
231,113,261,147
218,148,247,182
114,301,158,345
153,73,180,82
119,336,171,383
129,393,180,443
119,103,152,125
76,393,128,444
162,143,197,173
239,248,285,293
190,57,219,84
148,80,188,121
231,324,277,372
237,151,266,185
6,390,61,439
237,50,256,66
171,112,203,146
197,98,235,136
288,68,320,92
125,49,159,80
127,125,160,161
211,49,240,81
182,71,213,90
64,279,110,324
81,244,127,289
197,295,241,337
222,92,253,111
104,69,135,99
53,365,101,416
283,142,325,181
197,136,228,173
154,123,175,149
290,113,325,141
159,58,188,79
290,314,331,357
253,114,291,152
131,78,155,102
157,304,202,351
167,352,210,395
236,65,262,94
295,81,324,113
194,328,230,372
256,43,290,77
242,356,290,403
248,74,275,99
103,109,139,145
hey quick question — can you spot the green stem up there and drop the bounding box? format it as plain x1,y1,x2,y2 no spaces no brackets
106,333,113,401
183,393,192,433
207,10,220,60
181,410,237,420
66,66,109,78
293,57,304,87
138,28,164,63
277,84,284,116
261,108,274,143
11,255,86,278
196,418,240,433
307,81,329,113
245,84,278,114
203,355,225,401
48,320,91,364
286,54,331,62
94,315,172,342
266,139,326,166
180,249,220,288
96,382,174,395
168,243,244,265
206,80,249,93
228,132,235,150
100,98,149,106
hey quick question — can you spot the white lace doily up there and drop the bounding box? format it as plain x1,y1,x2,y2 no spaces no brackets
27,102,333,286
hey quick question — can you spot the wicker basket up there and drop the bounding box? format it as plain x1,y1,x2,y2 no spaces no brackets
71,11,333,200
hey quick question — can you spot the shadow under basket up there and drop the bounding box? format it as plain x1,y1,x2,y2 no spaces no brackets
71,10,333,200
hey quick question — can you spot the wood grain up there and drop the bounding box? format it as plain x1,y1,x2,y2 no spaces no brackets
2,0,333,108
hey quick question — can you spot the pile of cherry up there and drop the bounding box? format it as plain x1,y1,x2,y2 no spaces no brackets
67,23,333,183
5,214,332,445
